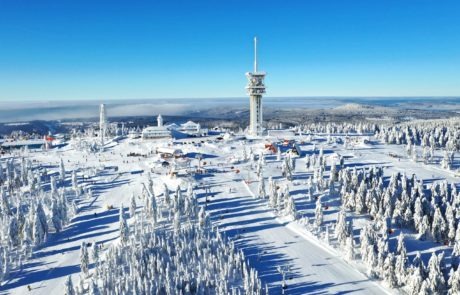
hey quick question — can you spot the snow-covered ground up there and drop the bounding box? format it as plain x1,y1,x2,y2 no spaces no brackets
1,130,459,294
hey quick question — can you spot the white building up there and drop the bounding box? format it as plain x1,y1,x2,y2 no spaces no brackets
157,114,163,127
165,120,207,136
267,129,296,139
156,147,183,158
165,123,180,130
142,126,171,139
128,130,141,139
141,114,172,139
180,121,201,134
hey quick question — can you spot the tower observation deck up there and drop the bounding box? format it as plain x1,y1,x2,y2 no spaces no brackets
246,37,266,136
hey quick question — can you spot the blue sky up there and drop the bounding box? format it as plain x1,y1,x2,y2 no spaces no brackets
0,0,460,101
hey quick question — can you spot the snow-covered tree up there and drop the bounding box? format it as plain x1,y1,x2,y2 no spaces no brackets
257,172,266,199
282,157,292,181
418,215,430,240
64,275,75,295
173,211,181,234
407,264,424,294
345,236,355,261
314,197,323,227
7,216,19,247
325,225,330,245
359,224,375,263
51,197,62,233
355,181,366,214
163,183,170,205
198,206,210,231
119,205,129,245
335,208,348,246
448,267,460,294
394,233,408,286
0,163,4,184
413,197,424,232
285,195,297,219
71,170,79,194
91,242,100,277
50,176,57,195
268,178,278,209
452,238,460,270
60,158,66,183
441,149,452,170
145,187,158,225
431,207,446,243
427,252,446,293
383,252,397,288
89,279,101,295
80,242,89,277
147,173,154,194
32,210,45,246
419,279,431,295
129,194,136,218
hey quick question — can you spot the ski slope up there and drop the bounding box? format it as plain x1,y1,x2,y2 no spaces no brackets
204,175,389,294
1,132,458,294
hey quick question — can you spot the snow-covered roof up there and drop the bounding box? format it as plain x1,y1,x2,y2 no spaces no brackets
1,139,45,147
142,126,169,132
166,123,180,130
267,130,296,139
181,121,199,128
156,147,183,155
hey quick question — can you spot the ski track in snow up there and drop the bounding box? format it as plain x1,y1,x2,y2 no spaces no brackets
206,178,389,294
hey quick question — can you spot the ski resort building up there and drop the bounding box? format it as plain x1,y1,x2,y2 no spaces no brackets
267,129,296,139
165,121,208,136
1,139,46,150
180,121,201,135
141,126,171,139
141,114,172,139
128,130,141,139
156,147,183,158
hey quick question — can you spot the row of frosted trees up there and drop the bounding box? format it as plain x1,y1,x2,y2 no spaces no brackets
253,134,460,293
0,157,81,283
377,119,459,170
299,122,377,135
255,146,337,223
334,165,460,293
70,176,264,295
377,119,459,150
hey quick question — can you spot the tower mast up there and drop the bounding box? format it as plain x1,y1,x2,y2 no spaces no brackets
246,37,266,136
254,37,258,73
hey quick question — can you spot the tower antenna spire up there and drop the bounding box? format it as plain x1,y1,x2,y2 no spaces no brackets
254,36,258,73
246,37,266,136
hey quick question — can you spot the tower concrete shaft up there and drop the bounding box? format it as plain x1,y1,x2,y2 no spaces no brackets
157,114,163,127
246,37,266,136
99,104,107,146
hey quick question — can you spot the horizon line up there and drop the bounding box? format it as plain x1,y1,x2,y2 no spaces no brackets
1,95,459,104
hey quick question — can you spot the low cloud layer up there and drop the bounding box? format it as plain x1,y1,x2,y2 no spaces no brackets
0,97,457,123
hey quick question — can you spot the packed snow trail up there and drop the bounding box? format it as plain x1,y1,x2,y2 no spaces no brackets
203,170,390,294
